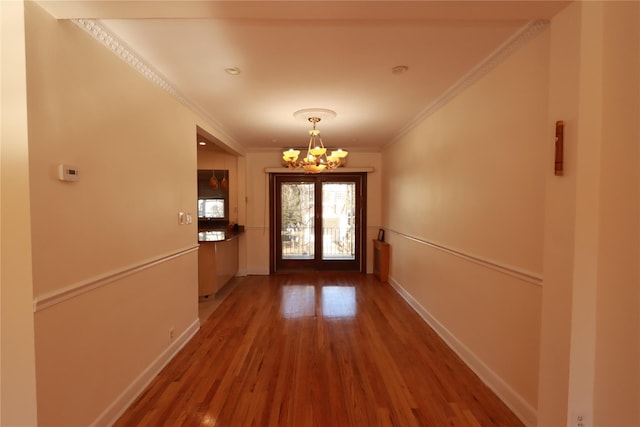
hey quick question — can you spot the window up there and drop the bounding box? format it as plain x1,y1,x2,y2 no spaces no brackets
198,198,225,219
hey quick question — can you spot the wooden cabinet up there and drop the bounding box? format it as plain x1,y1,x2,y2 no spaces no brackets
373,239,390,282
215,237,239,290
198,242,216,296
198,236,239,297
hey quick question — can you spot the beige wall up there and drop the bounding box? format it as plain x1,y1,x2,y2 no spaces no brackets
244,151,381,274
382,24,549,426
592,2,639,426
23,2,206,425
538,3,640,427
5,1,639,426
566,3,605,421
0,1,39,425
382,2,640,427
536,3,581,425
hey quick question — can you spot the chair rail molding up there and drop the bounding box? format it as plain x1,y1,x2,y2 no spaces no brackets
386,229,543,286
33,245,200,312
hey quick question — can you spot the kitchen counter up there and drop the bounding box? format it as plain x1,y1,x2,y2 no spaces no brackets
198,227,244,242
197,228,242,297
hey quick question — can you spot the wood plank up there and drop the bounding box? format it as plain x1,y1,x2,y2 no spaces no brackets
114,273,525,427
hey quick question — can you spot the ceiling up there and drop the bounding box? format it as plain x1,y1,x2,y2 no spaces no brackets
39,1,569,155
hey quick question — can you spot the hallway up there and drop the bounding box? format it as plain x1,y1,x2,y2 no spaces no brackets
115,273,523,426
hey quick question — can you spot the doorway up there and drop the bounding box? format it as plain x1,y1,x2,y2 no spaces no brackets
270,173,366,272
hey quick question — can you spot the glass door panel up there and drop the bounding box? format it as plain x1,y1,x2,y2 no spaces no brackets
272,173,365,272
281,182,315,260
322,182,355,260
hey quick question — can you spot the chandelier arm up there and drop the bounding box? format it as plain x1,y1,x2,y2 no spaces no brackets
281,111,348,173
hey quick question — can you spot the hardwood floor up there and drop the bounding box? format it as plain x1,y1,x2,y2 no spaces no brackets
115,273,524,427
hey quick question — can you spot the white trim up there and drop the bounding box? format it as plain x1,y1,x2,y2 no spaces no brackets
33,245,200,312
91,319,200,427
388,277,537,427
387,19,550,148
73,18,549,156
244,226,269,232
264,167,374,173
387,229,542,286
72,19,245,156
245,268,270,275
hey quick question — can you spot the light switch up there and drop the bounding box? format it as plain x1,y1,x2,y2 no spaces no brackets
178,212,185,225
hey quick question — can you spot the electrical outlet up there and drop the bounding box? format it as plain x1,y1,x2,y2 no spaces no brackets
573,411,589,427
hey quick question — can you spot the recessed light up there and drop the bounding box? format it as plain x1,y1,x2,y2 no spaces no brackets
198,141,206,146
392,65,409,75
225,67,241,76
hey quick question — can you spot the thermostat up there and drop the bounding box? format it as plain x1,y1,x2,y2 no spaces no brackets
58,164,80,182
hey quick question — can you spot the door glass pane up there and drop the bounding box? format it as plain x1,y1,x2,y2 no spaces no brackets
281,182,314,259
322,182,356,260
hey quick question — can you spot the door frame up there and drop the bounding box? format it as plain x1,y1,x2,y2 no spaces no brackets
269,172,367,273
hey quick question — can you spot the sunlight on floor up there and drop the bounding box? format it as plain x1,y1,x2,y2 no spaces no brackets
321,286,356,318
281,284,356,319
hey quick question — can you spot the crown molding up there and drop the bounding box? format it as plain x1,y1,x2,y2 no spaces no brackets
73,19,245,155
387,19,550,148
73,18,549,155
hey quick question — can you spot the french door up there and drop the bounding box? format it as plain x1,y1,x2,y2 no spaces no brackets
270,173,366,272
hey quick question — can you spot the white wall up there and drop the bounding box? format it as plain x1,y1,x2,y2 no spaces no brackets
381,24,549,426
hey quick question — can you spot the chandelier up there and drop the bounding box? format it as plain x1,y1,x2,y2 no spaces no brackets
282,114,348,173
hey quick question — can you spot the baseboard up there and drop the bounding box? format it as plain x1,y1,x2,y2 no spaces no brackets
245,268,270,275
388,276,537,427
91,318,201,427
